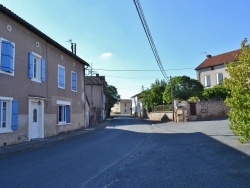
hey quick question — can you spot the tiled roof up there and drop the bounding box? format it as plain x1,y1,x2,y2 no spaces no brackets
0,4,89,66
195,49,241,70
85,76,106,85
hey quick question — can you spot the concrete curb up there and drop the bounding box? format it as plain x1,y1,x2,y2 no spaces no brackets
0,120,111,158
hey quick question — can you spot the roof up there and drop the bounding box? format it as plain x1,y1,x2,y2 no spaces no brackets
131,93,141,98
195,49,241,70
85,76,107,85
0,4,89,67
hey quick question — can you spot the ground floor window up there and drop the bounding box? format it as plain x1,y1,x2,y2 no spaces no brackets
0,97,18,132
57,100,71,125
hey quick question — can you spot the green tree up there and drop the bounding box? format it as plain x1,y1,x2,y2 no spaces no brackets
224,38,250,143
105,85,120,118
141,79,167,110
202,85,229,100
163,76,204,103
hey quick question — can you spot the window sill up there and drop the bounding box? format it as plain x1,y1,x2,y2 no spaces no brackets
57,123,71,126
0,70,14,76
0,129,13,134
31,79,42,83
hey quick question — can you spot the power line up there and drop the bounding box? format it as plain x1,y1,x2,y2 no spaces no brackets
133,0,168,80
94,67,195,71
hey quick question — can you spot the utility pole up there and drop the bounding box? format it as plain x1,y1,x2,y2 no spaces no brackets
170,76,174,122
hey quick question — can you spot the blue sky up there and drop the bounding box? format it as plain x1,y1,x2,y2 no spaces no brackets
1,0,250,99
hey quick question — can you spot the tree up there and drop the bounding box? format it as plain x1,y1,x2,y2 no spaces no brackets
105,85,120,118
224,38,250,143
202,85,229,101
163,76,204,103
141,79,167,110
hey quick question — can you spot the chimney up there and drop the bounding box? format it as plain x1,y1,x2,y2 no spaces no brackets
71,43,76,55
96,74,99,78
207,54,212,58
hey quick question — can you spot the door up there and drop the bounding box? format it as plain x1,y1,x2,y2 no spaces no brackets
30,101,41,139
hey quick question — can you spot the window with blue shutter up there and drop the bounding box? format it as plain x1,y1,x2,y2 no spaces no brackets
41,58,46,82
58,104,70,124
58,65,65,88
28,52,46,83
11,100,18,130
0,39,15,74
71,72,77,91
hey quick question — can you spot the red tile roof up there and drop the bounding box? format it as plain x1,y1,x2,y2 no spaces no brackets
195,49,241,70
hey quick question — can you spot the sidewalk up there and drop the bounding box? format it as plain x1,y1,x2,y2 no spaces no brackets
0,120,110,158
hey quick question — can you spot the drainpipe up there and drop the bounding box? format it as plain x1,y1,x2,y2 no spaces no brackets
83,64,88,128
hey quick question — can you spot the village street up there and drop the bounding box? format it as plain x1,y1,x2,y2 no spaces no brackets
0,116,250,187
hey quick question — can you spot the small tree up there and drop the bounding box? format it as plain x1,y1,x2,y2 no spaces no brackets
202,85,229,101
163,76,204,103
224,38,250,143
105,85,120,118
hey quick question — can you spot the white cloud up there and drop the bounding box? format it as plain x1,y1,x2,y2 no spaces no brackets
101,52,112,59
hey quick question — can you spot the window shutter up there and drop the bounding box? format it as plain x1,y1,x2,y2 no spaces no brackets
41,58,46,82
11,100,18,130
28,52,34,78
65,105,70,123
58,67,65,88
1,40,14,73
72,72,77,91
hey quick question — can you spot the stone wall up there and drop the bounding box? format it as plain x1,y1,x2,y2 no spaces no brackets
145,112,173,122
196,100,229,120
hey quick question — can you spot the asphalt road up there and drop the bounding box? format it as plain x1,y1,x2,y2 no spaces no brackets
0,116,250,188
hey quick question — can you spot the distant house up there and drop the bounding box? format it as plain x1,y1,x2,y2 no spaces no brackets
0,5,89,146
195,50,240,87
85,74,106,125
131,93,142,117
111,99,132,115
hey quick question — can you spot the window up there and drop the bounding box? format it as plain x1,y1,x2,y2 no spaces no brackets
125,103,126,107
204,75,211,87
28,52,46,82
58,65,65,89
57,100,70,124
0,97,18,133
71,71,77,92
216,73,223,85
0,38,15,76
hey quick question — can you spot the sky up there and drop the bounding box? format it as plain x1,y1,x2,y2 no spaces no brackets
1,0,250,99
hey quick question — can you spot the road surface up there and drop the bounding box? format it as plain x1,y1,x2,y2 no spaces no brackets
0,115,249,187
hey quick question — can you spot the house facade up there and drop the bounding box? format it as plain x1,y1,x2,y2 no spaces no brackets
131,93,142,117
195,50,240,87
111,99,132,115
0,5,89,146
85,74,106,125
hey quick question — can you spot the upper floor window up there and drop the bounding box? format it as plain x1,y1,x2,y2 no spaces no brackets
0,97,18,133
216,73,223,85
0,38,15,76
58,65,65,89
71,71,77,92
204,75,211,87
28,52,46,83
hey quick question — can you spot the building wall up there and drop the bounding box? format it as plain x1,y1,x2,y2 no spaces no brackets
197,64,229,87
0,12,86,146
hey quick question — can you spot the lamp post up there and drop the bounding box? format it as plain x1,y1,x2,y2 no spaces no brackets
163,101,165,111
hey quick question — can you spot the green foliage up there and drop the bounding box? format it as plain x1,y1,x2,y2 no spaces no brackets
141,79,167,109
188,96,200,102
224,38,250,143
202,85,229,100
104,85,120,117
163,76,204,103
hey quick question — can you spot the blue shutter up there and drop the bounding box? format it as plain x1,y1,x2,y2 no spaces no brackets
65,105,70,123
0,100,1,127
1,40,14,73
28,52,34,78
72,72,77,91
41,58,46,82
11,100,18,130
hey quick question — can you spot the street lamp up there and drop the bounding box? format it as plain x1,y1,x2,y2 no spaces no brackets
163,101,165,111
